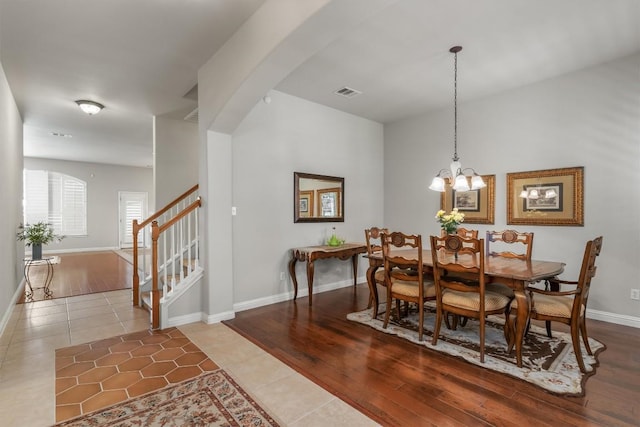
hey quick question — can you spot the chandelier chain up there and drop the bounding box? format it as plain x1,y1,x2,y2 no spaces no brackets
453,49,458,162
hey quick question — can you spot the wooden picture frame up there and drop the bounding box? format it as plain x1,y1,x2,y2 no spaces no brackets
317,187,342,218
507,166,583,226
440,175,495,224
299,190,314,218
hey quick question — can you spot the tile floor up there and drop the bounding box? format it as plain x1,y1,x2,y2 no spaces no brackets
55,327,219,422
0,289,378,426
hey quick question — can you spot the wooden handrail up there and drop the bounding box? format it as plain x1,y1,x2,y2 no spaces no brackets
159,197,202,233
137,184,198,230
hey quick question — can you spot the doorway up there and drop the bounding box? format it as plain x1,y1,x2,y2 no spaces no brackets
118,191,148,249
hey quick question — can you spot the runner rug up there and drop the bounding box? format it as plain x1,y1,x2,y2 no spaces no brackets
55,369,280,426
347,304,605,396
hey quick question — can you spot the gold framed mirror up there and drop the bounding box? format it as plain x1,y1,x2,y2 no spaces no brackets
294,172,344,223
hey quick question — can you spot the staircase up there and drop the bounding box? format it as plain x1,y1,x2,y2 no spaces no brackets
131,185,202,329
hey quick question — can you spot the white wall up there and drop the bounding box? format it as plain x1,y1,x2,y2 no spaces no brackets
0,60,23,331
23,158,153,252
231,90,384,304
384,53,640,319
154,116,199,208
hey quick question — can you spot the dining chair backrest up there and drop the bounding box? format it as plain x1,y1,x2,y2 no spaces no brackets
430,234,485,295
486,229,534,261
573,235,603,314
364,227,388,256
381,231,423,282
440,227,478,239
457,228,478,239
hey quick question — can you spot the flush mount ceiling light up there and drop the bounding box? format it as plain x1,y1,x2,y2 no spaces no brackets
75,100,104,115
428,46,485,192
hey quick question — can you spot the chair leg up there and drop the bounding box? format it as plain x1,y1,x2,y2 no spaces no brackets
545,320,552,338
444,312,454,330
432,305,443,346
383,288,393,330
395,299,402,320
506,313,516,354
479,317,485,363
418,301,424,341
580,317,593,355
503,312,511,344
571,320,587,373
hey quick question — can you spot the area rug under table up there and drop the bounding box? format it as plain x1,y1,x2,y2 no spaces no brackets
55,369,280,427
347,304,606,396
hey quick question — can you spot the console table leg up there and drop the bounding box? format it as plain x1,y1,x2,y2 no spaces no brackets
351,255,358,287
307,261,315,306
288,258,298,300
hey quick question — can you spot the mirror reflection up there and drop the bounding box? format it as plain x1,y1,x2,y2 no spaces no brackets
294,172,344,223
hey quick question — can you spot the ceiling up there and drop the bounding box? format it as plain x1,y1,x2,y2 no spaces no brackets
1,0,638,168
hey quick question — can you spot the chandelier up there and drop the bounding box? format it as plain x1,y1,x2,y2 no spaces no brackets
429,46,485,192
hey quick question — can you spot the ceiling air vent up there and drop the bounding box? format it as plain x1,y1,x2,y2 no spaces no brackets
184,108,199,123
333,86,362,98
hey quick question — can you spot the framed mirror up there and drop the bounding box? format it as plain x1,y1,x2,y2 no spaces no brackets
294,172,344,223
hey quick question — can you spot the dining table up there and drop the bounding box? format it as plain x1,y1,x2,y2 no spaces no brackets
365,249,565,368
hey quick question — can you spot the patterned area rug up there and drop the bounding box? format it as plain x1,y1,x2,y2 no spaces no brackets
55,369,280,426
347,304,605,396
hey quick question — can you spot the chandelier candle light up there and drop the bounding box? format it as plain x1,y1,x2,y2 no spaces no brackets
429,46,486,193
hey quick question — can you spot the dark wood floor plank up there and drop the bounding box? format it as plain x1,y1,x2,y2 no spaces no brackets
224,283,639,427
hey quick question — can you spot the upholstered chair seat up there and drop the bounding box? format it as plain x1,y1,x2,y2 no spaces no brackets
443,290,511,312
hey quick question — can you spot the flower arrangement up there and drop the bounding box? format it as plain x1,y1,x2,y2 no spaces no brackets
435,208,465,234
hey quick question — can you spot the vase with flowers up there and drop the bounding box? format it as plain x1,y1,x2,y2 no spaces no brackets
435,208,465,235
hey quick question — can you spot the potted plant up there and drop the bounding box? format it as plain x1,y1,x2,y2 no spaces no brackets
16,222,64,260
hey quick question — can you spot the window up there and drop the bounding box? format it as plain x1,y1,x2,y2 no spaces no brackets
24,170,87,236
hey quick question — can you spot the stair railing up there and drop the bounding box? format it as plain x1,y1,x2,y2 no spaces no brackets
132,184,198,308
150,196,201,329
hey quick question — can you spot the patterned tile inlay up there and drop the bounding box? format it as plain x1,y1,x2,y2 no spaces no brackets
55,327,219,423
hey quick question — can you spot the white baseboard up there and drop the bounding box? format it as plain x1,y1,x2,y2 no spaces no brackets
233,276,365,313
165,312,208,328
43,246,119,255
203,310,236,324
0,279,27,339
587,308,640,329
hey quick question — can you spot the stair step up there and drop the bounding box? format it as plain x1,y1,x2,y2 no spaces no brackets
140,283,173,311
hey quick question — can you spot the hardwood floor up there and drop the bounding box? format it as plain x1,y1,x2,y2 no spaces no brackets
224,283,640,427
19,251,133,303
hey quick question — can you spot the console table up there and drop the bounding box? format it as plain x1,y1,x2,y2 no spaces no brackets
24,256,60,301
288,243,366,306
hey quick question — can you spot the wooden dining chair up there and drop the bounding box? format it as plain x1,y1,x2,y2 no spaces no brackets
484,229,535,296
381,231,435,341
485,229,534,260
364,227,388,318
509,236,603,373
456,227,478,239
430,234,512,363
